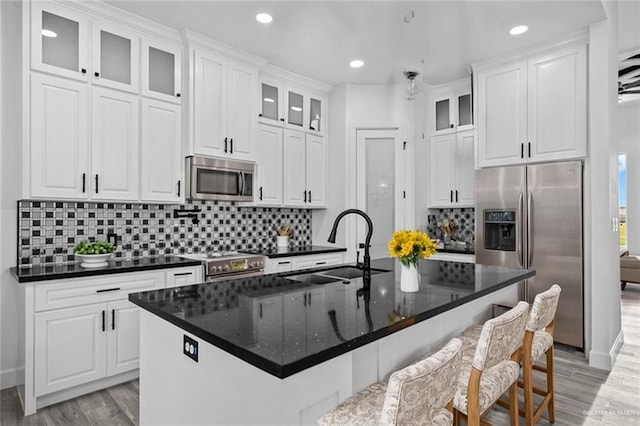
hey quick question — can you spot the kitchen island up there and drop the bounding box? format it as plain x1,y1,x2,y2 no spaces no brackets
129,258,534,425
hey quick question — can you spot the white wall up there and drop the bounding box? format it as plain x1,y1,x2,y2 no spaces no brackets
320,83,414,261
0,0,23,389
586,1,623,370
618,101,640,254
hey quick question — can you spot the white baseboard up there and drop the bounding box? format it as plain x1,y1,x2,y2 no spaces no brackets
589,330,624,371
1,366,24,390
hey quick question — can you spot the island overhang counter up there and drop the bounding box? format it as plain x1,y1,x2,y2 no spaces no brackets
129,258,534,425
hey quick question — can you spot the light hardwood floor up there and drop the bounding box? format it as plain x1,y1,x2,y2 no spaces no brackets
2,286,639,425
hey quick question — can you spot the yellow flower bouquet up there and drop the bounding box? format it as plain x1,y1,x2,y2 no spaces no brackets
387,230,438,267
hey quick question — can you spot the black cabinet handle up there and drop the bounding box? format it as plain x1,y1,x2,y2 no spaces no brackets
315,261,327,265
176,93,181,98
259,303,263,318
450,124,454,128
230,138,233,154
450,190,453,203
308,190,311,202
94,71,99,77
96,287,121,293
521,143,524,159
280,118,285,122
259,187,263,201
95,174,99,194
308,292,311,306
174,272,192,277
224,137,228,153
111,309,115,330
82,173,86,193
177,180,181,197
304,293,307,307
81,68,87,74
456,190,459,203
528,142,531,158
278,261,291,265
258,113,263,117
304,190,307,203
101,310,106,332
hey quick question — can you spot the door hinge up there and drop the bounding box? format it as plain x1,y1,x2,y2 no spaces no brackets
403,190,406,199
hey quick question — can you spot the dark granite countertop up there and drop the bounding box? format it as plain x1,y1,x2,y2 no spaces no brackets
240,245,347,258
129,258,534,378
10,256,202,283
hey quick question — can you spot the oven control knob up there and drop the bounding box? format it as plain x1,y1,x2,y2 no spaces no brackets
223,264,230,271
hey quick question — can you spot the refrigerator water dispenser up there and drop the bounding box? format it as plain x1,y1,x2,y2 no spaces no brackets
483,210,516,251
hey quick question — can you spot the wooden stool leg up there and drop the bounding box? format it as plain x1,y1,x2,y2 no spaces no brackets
547,347,555,423
510,380,520,426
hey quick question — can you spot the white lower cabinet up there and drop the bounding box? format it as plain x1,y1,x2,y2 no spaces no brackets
264,252,345,274
34,304,107,396
23,265,202,415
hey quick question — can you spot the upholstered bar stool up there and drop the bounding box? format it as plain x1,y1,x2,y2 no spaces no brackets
522,284,562,426
452,301,529,426
318,337,462,426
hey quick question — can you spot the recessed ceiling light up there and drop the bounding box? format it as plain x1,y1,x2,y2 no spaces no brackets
263,98,275,103
509,25,528,36
41,29,57,38
350,60,364,68
256,13,273,24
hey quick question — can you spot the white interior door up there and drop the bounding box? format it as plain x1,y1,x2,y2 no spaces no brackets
356,129,405,259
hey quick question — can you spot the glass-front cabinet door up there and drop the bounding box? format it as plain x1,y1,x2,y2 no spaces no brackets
259,78,284,124
91,21,139,93
457,93,473,129
434,96,454,134
31,3,89,81
309,97,322,133
141,37,182,104
287,89,304,128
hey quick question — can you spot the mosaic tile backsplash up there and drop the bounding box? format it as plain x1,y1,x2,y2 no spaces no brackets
425,208,475,245
17,200,312,267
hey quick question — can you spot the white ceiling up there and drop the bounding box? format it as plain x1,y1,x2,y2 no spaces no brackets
105,0,608,86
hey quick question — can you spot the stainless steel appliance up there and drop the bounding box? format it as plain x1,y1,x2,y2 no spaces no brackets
179,251,266,282
185,156,254,201
476,161,583,349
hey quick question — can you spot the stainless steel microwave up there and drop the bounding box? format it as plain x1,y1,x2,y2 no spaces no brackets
185,156,254,201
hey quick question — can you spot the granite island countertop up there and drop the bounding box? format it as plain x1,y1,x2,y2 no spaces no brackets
10,255,202,283
129,258,534,378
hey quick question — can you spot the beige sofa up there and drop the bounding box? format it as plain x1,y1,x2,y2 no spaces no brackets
620,251,640,290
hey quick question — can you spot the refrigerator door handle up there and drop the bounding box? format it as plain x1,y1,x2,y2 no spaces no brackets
517,192,524,267
528,192,534,265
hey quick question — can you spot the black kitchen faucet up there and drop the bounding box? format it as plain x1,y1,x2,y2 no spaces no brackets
327,209,373,282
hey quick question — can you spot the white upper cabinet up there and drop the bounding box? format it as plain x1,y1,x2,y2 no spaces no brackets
283,129,327,208
91,20,140,93
429,78,473,136
142,37,182,104
255,124,283,206
30,73,89,199
476,44,587,167
31,2,90,81
91,87,139,201
140,98,182,203
191,48,257,161
258,74,327,136
428,130,475,208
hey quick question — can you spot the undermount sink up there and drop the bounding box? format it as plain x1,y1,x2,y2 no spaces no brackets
321,266,390,279
285,274,344,285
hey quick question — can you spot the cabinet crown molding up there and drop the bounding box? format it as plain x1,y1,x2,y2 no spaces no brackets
472,29,589,73
183,29,268,69
58,0,183,44
262,64,333,93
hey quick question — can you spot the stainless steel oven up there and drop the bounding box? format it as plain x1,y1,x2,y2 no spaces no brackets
179,252,266,282
185,156,254,202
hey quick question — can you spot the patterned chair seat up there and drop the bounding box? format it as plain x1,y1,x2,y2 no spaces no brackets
318,338,463,426
453,359,520,415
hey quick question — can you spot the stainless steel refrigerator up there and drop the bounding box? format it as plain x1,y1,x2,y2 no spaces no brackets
475,161,583,349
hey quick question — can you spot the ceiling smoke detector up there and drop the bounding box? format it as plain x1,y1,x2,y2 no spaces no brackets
404,71,419,100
